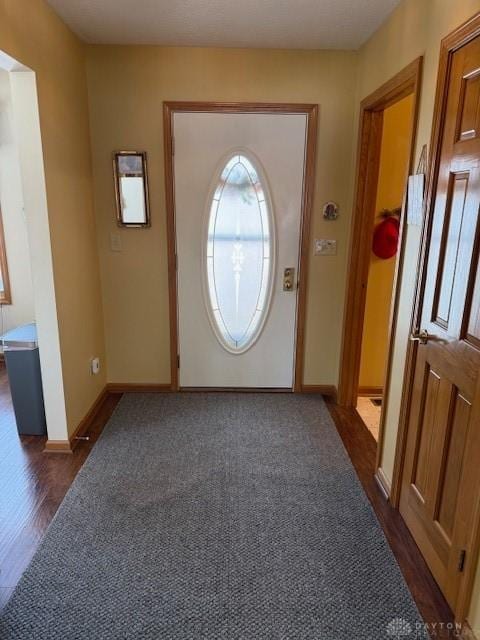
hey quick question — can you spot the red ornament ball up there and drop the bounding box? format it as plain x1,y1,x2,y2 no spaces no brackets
372,216,400,259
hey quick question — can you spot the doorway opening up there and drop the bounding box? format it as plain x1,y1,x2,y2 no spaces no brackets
338,58,422,461
0,51,69,445
356,94,415,440
0,67,39,446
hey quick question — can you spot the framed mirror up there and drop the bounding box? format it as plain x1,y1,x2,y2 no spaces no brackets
113,151,151,227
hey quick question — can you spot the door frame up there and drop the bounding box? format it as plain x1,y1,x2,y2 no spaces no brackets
392,13,480,624
163,102,318,391
336,59,422,480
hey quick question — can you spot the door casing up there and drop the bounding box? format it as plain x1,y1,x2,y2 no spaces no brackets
163,102,318,392
337,58,423,497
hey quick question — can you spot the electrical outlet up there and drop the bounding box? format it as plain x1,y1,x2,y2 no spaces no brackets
314,239,337,256
90,357,100,375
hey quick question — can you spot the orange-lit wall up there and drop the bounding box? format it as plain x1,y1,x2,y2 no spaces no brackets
359,95,414,391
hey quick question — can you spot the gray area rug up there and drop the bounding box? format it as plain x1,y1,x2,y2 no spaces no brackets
0,393,425,639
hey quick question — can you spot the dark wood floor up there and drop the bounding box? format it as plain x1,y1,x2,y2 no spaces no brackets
0,370,453,634
326,400,454,636
0,364,121,610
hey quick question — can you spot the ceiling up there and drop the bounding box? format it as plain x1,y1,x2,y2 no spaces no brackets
46,0,400,50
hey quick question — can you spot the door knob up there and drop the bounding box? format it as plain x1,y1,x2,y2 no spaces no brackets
410,329,429,345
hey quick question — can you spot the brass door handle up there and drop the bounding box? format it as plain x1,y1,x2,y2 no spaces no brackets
410,329,429,345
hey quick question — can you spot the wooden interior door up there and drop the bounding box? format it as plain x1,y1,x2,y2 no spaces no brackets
399,33,480,615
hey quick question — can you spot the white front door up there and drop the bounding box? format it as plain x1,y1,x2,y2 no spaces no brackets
174,112,307,388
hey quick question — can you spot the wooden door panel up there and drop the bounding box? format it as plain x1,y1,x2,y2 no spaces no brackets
403,371,472,605
435,391,471,541
456,39,480,142
400,31,480,616
457,70,480,141
410,366,442,501
432,173,469,330
423,342,477,399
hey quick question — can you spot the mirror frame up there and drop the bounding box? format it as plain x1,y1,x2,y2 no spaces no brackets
113,150,151,228
0,206,11,304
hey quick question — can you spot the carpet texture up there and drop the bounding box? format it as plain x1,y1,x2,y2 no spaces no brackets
0,393,426,639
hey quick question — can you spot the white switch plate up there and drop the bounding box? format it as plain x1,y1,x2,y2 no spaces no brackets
315,239,337,256
110,232,122,252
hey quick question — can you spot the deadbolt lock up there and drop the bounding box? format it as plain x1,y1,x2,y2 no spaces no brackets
283,267,295,292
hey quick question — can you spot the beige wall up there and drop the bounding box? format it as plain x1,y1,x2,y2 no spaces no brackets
355,0,480,633
359,95,413,390
0,0,106,435
86,46,357,385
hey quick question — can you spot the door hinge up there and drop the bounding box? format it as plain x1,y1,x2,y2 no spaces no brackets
458,549,466,573
177,354,180,369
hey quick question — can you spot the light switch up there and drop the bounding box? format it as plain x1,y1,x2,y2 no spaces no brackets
110,232,122,252
314,239,337,256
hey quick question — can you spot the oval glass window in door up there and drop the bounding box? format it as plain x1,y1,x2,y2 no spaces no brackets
205,153,275,353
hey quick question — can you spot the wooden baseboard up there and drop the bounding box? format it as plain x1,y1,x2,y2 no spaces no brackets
69,385,109,450
44,439,72,453
106,383,173,393
374,467,391,499
43,382,336,453
107,383,338,397
44,386,110,454
301,385,337,400
358,386,383,397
